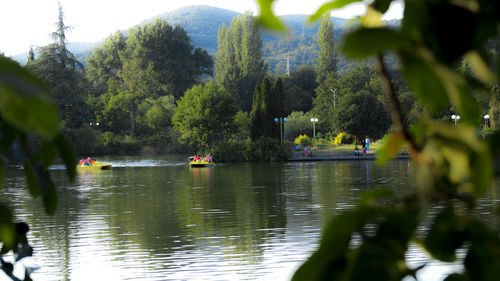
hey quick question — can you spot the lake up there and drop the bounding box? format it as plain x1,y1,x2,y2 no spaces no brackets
1,156,498,281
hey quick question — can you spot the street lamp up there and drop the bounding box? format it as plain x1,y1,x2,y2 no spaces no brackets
484,114,490,128
90,122,100,127
274,117,288,144
451,114,460,126
330,89,336,108
310,118,318,144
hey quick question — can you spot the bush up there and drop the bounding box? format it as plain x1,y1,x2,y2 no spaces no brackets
212,139,247,162
63,127,98,155
96,132,141,154
247,137,289,162
294,134,312,147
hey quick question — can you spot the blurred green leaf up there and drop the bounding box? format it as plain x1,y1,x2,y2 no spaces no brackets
25,160,58,215
376,133,406,165
464,221,500,281
424,206,465,262
359,188,393,207
42,179,58,216
0,203,15,249
431,62,481,125
309,0,363,22
0,56,59,140
0,122,17,152
38,140,58,168
55,133,77,182
292,210,366,281
23,162,41,198
417,2,478,64
401,49,481,125
400,51,450,113
341,27,407,59
466,51,496,85
256,0,288,31
470,144,493,197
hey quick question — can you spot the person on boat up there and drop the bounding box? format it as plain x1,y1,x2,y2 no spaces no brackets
355,146,359,156
84,157,92,166
205,153,212,163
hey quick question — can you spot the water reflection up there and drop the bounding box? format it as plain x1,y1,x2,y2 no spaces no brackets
0,159,497,281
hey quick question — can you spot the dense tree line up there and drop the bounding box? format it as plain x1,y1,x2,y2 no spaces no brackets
19,3,499,159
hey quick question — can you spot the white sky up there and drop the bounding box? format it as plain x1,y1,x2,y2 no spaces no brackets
0,0,403,56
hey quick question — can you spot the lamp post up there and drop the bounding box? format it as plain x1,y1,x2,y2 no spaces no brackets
310,118,318,144
330,89,336,108
484,114,490,128
451,114,460,126
274,117,288,144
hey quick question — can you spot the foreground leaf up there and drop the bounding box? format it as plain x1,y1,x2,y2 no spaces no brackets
0,57,59,139
342,27,407,59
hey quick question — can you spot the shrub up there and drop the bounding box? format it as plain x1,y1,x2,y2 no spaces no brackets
247,137,288,162
294,134,312,147
212,139,247,162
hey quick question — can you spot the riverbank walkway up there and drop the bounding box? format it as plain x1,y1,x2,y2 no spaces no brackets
287,149,411,162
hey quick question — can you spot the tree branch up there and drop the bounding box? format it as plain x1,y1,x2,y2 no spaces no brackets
375,54,420,160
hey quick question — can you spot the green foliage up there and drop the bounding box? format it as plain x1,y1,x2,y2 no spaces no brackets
86,31,126,92
285,111,313,139
0,50,76,280
144,95,175,133
26,3,89,130
233,110,251,139
173,81,238,150
96,131,141,155
124,19,213,99
313,65,385,133
250,77,285,140
86,19,212,142
256,0,500,280
283,65,317,114
211,139,247,162
315,14,338,85
246,136,289,162
0,57,59,139
293,190,421,281
335,90,392,142
294,134,312,147
490,84,500,128
215,12,267,111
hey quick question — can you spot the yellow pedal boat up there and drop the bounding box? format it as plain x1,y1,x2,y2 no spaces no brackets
189,160,214,168
77,161,112,170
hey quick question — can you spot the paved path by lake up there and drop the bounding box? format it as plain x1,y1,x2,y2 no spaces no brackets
287,150,410,162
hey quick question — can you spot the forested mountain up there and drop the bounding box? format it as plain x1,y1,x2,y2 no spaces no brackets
12,5,398,73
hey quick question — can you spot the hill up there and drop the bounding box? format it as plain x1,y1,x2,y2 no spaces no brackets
12,5,398,73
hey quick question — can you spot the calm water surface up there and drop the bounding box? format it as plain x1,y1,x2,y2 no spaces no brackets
1,156,498,281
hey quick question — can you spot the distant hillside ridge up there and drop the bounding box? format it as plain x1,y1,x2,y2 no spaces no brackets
11,5,399,73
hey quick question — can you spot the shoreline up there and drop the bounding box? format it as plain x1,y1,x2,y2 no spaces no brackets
287,151,411,162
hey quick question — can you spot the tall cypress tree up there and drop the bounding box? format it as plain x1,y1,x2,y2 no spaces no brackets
315,14,337,85
250,77,285,140
215,12,267,112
